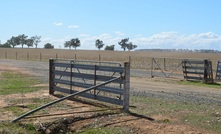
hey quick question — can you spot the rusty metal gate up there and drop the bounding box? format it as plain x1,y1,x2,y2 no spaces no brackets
49,59,130,109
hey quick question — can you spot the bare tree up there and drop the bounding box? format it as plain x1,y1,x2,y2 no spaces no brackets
31,35,41,48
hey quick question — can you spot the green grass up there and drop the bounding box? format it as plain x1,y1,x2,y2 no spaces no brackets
0,71,41,95
130,95,221,133
178,80,221,88
0,122,39,134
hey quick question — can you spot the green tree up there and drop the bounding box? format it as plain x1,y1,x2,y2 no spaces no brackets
44,43,54,49
95,39,104,50
105,45,115,51
64,38,81,49
26,38,34,48
18,34,28,48
118,38,129,51
31,35,41,48
127,42,137,51
0,42,11,48
64,41,71,49
71,38,81,49
7,36,19,48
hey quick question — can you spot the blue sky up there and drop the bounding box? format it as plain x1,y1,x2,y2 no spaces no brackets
1,0,221,50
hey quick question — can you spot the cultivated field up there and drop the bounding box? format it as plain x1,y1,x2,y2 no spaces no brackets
0,48,221,133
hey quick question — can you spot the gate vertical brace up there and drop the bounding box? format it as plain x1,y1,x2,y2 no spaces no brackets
123,62,130,112
49,59,55,95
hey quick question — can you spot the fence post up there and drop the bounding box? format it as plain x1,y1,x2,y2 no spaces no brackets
49,59,55,95
75,54,77,60
99,54,101,62
16,52,17,60
40,53,42,61
129,56,131,63
56,53,58,59
123,62,130,112
163,58,166,71
27,53,29,60
151,58,154,78
5,52,7,59
182,60,187,80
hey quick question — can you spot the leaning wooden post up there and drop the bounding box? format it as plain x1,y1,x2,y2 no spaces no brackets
49,59,55,95
123,62,130,112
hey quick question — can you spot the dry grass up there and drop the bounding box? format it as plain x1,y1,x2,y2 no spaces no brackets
1,48,221,71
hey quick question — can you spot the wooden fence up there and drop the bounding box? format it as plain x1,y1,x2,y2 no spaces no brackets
182,59,213,83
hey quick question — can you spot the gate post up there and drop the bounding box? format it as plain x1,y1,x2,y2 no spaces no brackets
123,62,130,112
204,59,208,83
49,59,55,95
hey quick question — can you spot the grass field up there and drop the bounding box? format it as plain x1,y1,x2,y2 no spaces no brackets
1,48,221,71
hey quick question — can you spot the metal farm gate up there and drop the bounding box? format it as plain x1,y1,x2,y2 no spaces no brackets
12,59,130,122
49,59,130,110
216,60,221,80
182,59,213,83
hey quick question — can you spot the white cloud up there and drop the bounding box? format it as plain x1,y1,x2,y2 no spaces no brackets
115,31,125,36
53,22,63,26
68,25,79,29
136,34,142,37
39,32,221,50
79,34,90,37
133,32,221,50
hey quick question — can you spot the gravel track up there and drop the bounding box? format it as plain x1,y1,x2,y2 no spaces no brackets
1,59,221,105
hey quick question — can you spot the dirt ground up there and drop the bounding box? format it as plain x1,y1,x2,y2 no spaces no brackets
0,62,219,134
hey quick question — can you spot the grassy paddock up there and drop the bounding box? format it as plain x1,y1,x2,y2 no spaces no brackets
130,95,221,133
0,71,41,95
1,48,221,71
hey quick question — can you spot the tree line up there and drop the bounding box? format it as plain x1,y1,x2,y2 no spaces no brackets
0,34,41,48
0,34,137,51
64,38,137,51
